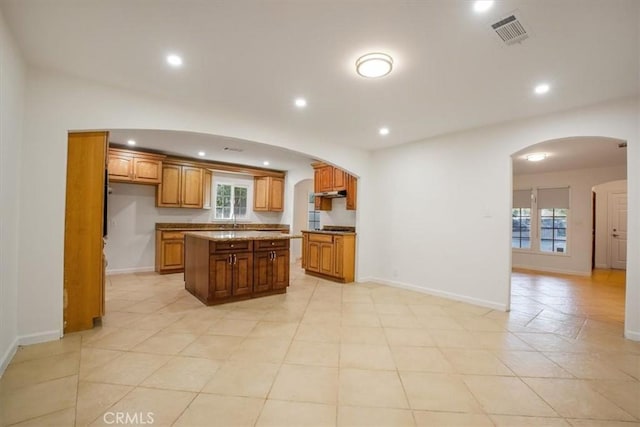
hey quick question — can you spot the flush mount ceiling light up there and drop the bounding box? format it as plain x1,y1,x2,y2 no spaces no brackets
166,54,183,67
379,127,390,135
534,83,550,95
526,153,547,162
127,139,136,146
356,53,393,78
473,0,495,13
197,151,206,157
263,161,270,166
294,98,307,108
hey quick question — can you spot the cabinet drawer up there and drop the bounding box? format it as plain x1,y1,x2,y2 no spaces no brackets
308,233,334,243
162,231,184,240
255,239,289,251
210,240,253,253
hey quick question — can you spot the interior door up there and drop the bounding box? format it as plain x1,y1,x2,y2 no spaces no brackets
609,192,627,270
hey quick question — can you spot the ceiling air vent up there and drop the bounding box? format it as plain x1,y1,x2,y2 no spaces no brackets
223,147,243,152
491,13,529,46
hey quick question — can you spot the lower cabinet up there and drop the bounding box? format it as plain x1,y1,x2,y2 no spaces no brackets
185,236,290,305
155,231,185,273
302,231,355,283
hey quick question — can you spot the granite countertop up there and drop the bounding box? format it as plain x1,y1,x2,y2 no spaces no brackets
156,223,290,231
184,230,300,241
301,229,357,235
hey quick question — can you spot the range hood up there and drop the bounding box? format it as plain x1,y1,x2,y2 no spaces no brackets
314,190,347,198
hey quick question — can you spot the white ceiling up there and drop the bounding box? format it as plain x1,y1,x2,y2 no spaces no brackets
512,137,627,175
1,0,638,168
109,129,315,172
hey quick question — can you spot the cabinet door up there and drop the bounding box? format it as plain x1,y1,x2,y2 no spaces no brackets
346,174,357,211
269,177,284,211
157,164,182,207
210,254,233,299
301,234,308,268
272,249,290,289
233,252,253,296
313,169,321,193
307,241,321,272
161,239,185,270
181,166,204,208
318,166,334,192
253,176,269,211
333,168,347,191
202,169,212,209
319,242,334,276
334,236,344,278
253,251,272,293
133,157,162,183
108,153,133,181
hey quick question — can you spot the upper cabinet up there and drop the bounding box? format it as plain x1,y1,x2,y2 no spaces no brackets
108,148,165,184
157,161,212,209
312,162,357,211
254,176,284,212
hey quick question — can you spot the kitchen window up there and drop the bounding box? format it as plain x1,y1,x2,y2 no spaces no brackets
215,184,248,220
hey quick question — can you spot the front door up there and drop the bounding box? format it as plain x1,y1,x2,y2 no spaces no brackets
610,192,627,270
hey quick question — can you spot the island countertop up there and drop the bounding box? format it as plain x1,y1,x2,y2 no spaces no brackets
184,230,299,242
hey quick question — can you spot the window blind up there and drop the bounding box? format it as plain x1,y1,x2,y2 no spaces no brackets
537,187,570,209
513,190,532,208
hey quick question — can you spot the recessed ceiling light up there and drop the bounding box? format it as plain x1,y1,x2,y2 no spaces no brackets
166,54,183,67
526,153,547,162
197,151,206,157
263,161,270,166
356,53,393,78
379,127,390,135
127,139,136,146
473,0,494,13
534,83,550,95
294,98,307,108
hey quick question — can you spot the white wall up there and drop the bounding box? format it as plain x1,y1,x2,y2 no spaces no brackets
365,97,640,341
512,166,626,275
593,180,628,268
0,8,25,374
292,179,313,261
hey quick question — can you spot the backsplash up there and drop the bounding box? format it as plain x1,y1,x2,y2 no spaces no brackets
318,197,356,227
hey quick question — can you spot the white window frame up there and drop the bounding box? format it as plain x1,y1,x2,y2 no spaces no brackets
214,182,249,220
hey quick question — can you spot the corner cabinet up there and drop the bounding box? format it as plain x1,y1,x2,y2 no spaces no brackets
302,231,355,283
156,162,212,209
253,176,284,212
108,148,165,184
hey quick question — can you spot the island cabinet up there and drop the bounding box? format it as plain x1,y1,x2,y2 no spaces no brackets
302,231,355,283
156,162,212,209
184,232,292,305
108,148,165,184
253,240,290,293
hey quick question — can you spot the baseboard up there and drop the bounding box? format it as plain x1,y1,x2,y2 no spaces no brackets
595,263,610,269
356,276,375,283
0,337,19,377
512,264,591,277
369,277,508,311
106,266,155,275
18,330,62,346
624,329,640,342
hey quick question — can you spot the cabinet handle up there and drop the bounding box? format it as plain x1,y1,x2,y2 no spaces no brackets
233,254,237,264
273,251,277,261
228,254,233,265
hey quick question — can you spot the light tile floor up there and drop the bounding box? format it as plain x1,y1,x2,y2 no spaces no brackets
1,266,638,426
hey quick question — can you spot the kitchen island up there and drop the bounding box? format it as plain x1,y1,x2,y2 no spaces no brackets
184,231,296,305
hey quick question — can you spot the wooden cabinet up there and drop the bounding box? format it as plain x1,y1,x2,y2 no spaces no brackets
64,131,108,333
311,162,357,211
184,235,290,305
155,231,185,273
157,162,211,209
302,231,356,283
108,148,165,184
253,176,284,212
254,240,290,293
